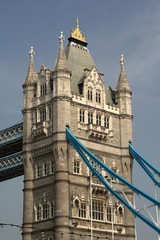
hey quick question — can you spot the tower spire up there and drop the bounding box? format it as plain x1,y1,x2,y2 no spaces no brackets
25,46,38,83
54,32,70,72
116,54,131,92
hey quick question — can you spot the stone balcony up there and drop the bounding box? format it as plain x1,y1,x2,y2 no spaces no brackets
87,124,113,140
32,121,51,138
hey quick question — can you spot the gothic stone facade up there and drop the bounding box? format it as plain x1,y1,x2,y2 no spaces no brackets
22,20,135,240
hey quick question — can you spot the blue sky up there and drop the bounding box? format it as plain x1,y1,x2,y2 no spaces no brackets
0,1,160,239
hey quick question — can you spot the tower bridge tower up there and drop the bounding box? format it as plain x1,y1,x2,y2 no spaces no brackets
22,19,135,240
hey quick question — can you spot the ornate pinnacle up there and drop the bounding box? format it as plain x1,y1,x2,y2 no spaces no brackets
29,46,35,62
24,46,38,84
59,31,65,48
120,54,125,70
76,18,79,29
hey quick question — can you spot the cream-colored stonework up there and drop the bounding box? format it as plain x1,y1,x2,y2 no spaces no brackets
22,20,135,240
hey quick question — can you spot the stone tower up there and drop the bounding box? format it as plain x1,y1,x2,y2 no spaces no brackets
22,19,135,240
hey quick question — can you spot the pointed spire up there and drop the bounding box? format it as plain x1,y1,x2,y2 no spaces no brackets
116,54,131,92
54,32,70,72
25,46,38,83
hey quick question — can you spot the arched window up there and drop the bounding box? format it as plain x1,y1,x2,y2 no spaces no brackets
116,205,124,224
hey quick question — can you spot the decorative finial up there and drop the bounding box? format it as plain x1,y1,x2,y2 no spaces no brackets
59,31,65,48
29,46,35,61
76,18,79,28
29,46,35,57
120,54,125,70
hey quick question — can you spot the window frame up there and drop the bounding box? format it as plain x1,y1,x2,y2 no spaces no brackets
88,112,93,124
40,83,47,96
73,159,81,174
79,203,87,219
40,108,46,122
96,114,101,126
96,90,101,103
91,199,104,221
87,89,93,101
106,206,115,223
79,109,85,123
104,116,109,128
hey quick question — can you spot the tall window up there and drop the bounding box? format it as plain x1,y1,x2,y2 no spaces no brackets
88,112,93,124
50,201,54,218
42,203,49,220
106,207,115,222
79,203,87,218
80,109,85,123
40,83,47,96
36,204,41,221
104,116,109,128
88,89,93,101
49,161,55,174
42,162,48,176
96,91,101,103
49,105,52,120
40,108,46,122
73,160,81,174
92,200,104,220
96,114,101,126
117,206,123,223
35,163,41,178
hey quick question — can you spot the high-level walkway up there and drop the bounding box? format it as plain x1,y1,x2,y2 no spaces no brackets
0,122,23,181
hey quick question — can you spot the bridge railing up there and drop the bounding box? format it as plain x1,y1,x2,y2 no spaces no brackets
0,151,23,171
0,122,23,146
